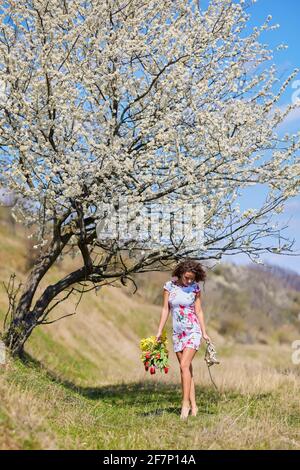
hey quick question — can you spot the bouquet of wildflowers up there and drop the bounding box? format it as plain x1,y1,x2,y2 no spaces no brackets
140,329,170,375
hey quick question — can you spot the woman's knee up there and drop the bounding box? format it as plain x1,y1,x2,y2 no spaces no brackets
180,361,191,373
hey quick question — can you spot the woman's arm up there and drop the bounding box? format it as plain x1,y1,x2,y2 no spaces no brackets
194,291,211,342
156,290,170,341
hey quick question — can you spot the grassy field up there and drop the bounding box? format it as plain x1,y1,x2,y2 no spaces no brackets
0,215,300,449
1,348,300,450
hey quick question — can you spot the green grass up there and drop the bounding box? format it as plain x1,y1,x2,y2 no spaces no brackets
23,327,102,385
1,354,299,450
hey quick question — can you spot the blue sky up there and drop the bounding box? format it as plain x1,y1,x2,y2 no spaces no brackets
239,0,300,273
203,0,300,273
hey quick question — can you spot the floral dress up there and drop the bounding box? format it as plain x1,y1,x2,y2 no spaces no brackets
164,278,202,353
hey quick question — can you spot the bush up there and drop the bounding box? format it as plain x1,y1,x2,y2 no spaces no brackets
217,316,246,338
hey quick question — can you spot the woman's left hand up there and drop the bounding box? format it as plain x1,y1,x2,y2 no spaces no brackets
202,333,211,343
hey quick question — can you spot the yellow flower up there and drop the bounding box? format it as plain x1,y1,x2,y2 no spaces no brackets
139,329,170,374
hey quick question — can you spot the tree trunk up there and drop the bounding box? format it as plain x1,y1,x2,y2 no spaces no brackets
3,226,75,357
3,264,94,357
4,315,35,357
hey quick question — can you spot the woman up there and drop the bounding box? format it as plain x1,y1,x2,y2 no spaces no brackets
156,259,211,420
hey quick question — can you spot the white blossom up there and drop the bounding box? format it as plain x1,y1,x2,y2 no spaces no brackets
0,0,299,259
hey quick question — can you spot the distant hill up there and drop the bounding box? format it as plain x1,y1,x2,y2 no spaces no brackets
246,262,300,292
197,261,300,345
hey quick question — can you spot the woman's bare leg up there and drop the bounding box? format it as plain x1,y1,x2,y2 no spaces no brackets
175,351,184,397
176,351,196,409
180,348,197,405
189,363,196,409
177,348,197,418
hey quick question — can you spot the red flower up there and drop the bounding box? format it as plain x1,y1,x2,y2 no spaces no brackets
156,353,160,359
150,367,156,374
145,352,151,359
164,367,169,374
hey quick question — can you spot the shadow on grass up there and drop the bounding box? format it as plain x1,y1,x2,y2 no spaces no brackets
19,351,272,417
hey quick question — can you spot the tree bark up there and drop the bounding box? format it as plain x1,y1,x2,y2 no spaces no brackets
3,226,75,356
3,265,91,357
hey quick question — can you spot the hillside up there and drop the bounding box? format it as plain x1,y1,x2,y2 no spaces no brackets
0,210,300,449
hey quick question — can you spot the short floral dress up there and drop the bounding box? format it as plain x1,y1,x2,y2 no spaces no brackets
164,278,202,353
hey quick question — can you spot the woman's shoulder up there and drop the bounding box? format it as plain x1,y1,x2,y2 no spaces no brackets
193,281,201,293
163,279,175,292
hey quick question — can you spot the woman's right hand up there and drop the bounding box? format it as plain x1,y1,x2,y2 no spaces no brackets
156,333,162,343
202,333,211,343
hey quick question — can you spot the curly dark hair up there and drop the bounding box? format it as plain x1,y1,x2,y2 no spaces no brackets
172,258,206,283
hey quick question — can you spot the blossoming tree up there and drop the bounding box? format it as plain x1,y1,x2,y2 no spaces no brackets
0,0,299,356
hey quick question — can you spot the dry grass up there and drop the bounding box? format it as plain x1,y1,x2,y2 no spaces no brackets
0,210,300,449
1,349,300,450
